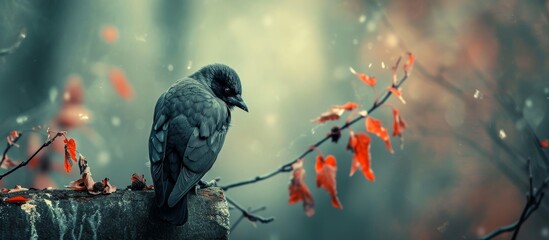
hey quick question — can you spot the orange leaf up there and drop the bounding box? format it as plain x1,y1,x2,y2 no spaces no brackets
64,138,77,161
389,87,406,104
0,155,18,169
403,52,415,72
312,102,359,123
392,108,407,137
101,25,119,43
109,67,135,101
347,132,375,181
312,108,343,123
315,155,343,209
350,67,376,86
4,195,30,204
366,117,394,153
64,149,72,173
540,139,549,149
288,159,315,217
336,102,359,111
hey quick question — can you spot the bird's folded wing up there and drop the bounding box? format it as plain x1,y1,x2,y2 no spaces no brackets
167,98,228,207
149,92,170,206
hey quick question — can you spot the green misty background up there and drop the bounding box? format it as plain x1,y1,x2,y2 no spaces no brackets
1,0,548,239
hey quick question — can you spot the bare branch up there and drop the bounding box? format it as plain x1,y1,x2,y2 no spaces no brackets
226,196,274,231
220,73,410,191
0,28,27,57
0,131,65,181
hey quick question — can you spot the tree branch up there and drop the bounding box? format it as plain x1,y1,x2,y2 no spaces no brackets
481,159,549,240
0,130,65,181
221,73,410,191
226,196,274,232
0,28,27,57
0,132,23,168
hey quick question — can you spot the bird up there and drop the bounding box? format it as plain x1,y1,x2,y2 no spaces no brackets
148,63,248,226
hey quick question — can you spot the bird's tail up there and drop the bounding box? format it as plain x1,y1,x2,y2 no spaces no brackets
149,193,188,226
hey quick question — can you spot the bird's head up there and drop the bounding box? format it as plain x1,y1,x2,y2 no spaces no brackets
192,64,248,112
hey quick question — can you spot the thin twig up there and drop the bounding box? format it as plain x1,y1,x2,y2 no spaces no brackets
0,132,23,167
221,72,410,191
0,131,64,181
0,28,27,57
229,205,268,232
481,159,549,240
226,196,274,229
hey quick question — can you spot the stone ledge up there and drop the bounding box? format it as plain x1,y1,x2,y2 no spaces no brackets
0,187,229,239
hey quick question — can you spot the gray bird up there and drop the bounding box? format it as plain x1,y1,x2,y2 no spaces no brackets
148,64,248,225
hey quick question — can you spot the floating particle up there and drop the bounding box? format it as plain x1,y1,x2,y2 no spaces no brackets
187,61,193,70
381,61,386,69
368,63,372,68
525,98,533,108
111,116,121,126
474,89,480,99
16,115,28,124
168,64,174,72
499,129,507,139
352,39,358,45
358,15,366,23
49,87,58,103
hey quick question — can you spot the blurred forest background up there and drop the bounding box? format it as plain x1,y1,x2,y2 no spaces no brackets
1,0,548,239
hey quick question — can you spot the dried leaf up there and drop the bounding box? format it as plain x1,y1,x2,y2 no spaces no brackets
312,108,344,123
3,195,31,204
102,178,117,194
7,185,29,193
389,87,406,104
540,139,549,149
288,159,315,217
403,52,415,72
0,155,18,169
392,108,407,137
315,155,343,209
350,67,376,86
366,117,394,153
336,102,359,111
109,67,135,101
312,102,359,123
101,25,119,43
64,138,77,161
347,132,375,181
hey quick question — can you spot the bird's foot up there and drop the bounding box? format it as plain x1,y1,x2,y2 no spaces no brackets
194,177,221,194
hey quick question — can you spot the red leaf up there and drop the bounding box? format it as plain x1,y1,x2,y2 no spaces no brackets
350,67,376,86
403,52,415,72
64,149,73,173
315,155,343,209
312,108,343,123
4,195,30,204
389,87,406,104
366,117,394,153
540,139,549,149
101,25,119,43
109,67,135,101
0,155,18,169
288,159,315,217
64,138,77,161
392,108,407,137
336,102,359,111
347,132,375,181
312,102,359,123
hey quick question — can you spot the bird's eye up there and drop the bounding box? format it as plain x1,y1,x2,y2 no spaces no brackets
224,87,231,94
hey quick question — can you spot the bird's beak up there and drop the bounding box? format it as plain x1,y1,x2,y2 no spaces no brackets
229,95,248,112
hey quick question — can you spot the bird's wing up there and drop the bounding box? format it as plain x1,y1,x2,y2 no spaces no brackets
167,91,229,207
149,92,171,206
